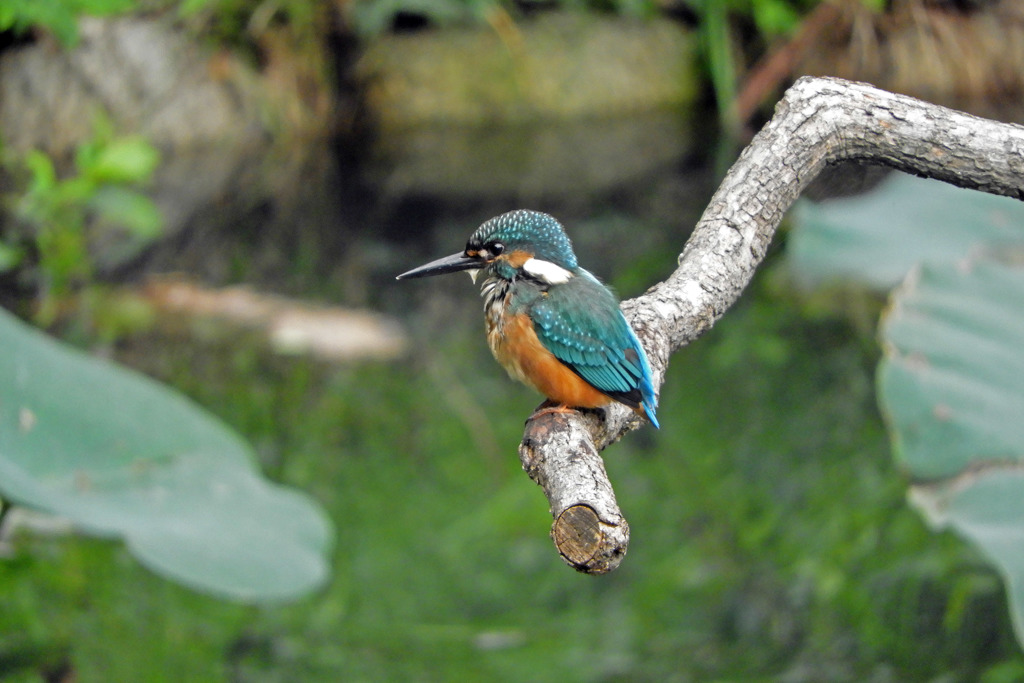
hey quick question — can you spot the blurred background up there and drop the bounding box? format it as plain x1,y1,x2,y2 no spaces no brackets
2,0,1024,680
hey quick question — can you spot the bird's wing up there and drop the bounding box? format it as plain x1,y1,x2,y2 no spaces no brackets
528,274,651,409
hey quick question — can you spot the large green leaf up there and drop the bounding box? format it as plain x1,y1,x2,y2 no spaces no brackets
788,172,1024,289
880,256,1024,643
879,258,1024,479
0,307,332,601
910,470,1024,647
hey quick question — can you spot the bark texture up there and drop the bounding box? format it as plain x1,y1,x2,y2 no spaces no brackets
526,76,1024,573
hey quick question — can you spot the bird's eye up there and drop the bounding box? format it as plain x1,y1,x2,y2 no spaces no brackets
489,242,505,256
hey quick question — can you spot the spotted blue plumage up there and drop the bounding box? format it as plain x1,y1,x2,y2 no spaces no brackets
476,211,660,428
470,210,578,270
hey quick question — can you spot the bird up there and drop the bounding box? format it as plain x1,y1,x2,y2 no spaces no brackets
397,210,659,429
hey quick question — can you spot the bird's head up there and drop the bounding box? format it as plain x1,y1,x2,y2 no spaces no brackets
396,210,579,285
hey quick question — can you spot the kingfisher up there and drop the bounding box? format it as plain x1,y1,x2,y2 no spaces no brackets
397,210,659,428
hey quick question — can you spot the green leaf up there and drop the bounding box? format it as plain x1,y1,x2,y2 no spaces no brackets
177,0,212,16
0,0,136,44
881,256,1024,646
84,137,161,184
700,0,738,128
53,176,97,205
0,242,25,272
89,186,164,239
788,172,1024,290
23,150,57,192
859,0,886,11
879,257,1024,479
752,0,801,38
0,0,79,45
910,471,1024,649
0,307,333,601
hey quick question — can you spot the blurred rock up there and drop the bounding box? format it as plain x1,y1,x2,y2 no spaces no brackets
368,110,697,201
0,16,338,272
356,12,698,128
355,13,699,202
0,17,270,153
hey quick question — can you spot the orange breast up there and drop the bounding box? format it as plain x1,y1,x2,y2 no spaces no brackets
490,312,611,408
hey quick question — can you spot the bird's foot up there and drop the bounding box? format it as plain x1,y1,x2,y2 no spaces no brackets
529,401,579,421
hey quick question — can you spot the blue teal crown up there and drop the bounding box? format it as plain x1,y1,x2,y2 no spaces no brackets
470,210,579,271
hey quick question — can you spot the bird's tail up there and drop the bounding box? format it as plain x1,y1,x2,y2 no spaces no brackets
639,384,660,429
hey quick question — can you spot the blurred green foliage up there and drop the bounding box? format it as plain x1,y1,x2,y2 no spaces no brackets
684,0,877,130
0,0,328,57
0,0,134,45
0,120,162,328
173,0,329,55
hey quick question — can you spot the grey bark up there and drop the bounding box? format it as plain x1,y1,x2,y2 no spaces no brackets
524,76,1024,573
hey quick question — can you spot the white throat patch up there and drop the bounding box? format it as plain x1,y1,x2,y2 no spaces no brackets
522,258,573,285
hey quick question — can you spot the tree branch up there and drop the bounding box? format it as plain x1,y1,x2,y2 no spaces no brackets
521,75,1024,573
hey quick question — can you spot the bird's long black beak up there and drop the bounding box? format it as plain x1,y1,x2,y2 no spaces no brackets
396,251,483,280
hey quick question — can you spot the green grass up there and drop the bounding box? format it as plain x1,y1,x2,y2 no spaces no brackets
2,267,1021,681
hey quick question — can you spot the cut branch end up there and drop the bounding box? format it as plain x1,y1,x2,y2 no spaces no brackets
553,504,628,574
